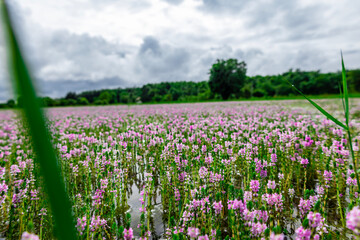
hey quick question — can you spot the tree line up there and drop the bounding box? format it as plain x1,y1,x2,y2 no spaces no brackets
1,59,360,108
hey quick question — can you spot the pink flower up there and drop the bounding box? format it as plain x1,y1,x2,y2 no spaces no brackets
21,232,39,240
347,206,360,234
300,158,309,167
298,199,311,218
123,228,134,240
76,216,87,234
198,235,209,240
187,227,200,238
250,222,267,237
270,232,284,240
307,211,322,228
213,201,223,215
250,180,260,193
323,170,333,183
295,226,311,240
267,180,276,190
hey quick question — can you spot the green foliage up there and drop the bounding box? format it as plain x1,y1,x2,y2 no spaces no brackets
348,69,360,92
65,91,77,100
41,97,57,107
99,91,111,104
6,99,15,108
78,97,89,105
253,89,266,98
3,66,359,108
208,59,247,99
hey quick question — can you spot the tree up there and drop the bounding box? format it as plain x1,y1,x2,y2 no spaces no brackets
41,97,56,107
141,85,154,102
78,97,89,105
208,59,247,100
99,91,111,104
65,92,77,100
6,99,15,108
348,69,360,92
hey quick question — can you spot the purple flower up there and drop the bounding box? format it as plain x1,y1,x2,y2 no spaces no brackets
250,222,267,237
199,167,208,179
244,191,252,201
300,158,309,167
346,177,357,186
298,198,311,218
123,228,134,240
323,170,333,183
267,180,276,190
271,153,277,163
295,226,311,240
262,193,283,211
89,215,107,232
187,227,200,238
270,232,284,240
250,180,260,193
198,235,209,240
347,206,360,234
76,216,87,234
213,201,223,215
307,211,322,228
288,188,295,198
316,186,324,195
21,232,39,240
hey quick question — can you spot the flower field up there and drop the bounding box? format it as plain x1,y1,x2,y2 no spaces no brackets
0,100,360,239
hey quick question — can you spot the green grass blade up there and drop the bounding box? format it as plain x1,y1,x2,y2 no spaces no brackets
341,51,349,126
288,80,348,130
337,71,346,116
1,1,77,239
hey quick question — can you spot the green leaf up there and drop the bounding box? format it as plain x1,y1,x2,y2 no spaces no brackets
288,81,348,130
341,51,349,126
1,1,77,239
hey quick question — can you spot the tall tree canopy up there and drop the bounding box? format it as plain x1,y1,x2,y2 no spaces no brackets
208,59,247,99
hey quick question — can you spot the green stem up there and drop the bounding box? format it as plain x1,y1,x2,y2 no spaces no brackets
336,172,345,227
347,130,360,191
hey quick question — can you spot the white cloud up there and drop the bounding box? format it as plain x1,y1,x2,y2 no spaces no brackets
0,0,359,100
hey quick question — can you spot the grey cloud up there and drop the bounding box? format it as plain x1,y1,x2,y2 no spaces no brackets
0,7,139,98
0,87,12,102
37,77,127,98
198,45,265,76
245,1,296,27
343,49,360,55
235,49,263,60
198,0,251,14
65,0,152,14
48,31,128,58
21,28,136,83
161,0,184,5
136,36,190,82
139,36,162,56
197,0,326,44
1,0,359,101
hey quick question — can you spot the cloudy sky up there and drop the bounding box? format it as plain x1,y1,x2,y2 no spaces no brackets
0,0,360,101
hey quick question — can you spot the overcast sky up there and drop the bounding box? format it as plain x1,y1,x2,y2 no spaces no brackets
0,0,360,101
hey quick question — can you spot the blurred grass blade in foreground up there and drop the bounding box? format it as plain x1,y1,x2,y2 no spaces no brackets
289,54,360,189
288,80,348,130
341,51,349,125
0,1,77,239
